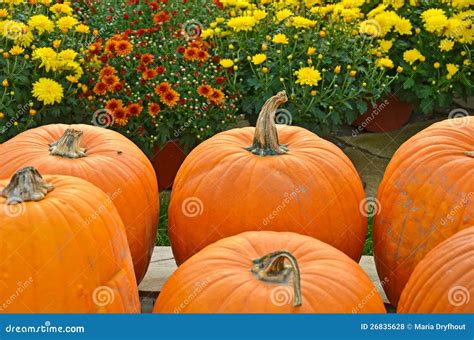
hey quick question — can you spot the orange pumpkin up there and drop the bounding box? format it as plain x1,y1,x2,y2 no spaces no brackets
154,231,386,313
398,227,474,313
374,116,474,307
168,92,366,265
0,124,159,283
0,167,140,313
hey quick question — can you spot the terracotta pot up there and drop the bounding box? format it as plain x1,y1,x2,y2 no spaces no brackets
352,94,413,133
150,140,187,191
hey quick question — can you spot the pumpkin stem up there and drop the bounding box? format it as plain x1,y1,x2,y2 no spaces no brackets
49,128,87,159
1,166,54,205
465,151,474,158
251,250,302,307
246,91,289,156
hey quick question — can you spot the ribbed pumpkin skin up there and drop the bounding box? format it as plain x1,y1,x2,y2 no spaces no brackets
0,124,159,283
398,227,474,313
154,231,385,313
0,175,140,313
169,125,366,265
374,117,474,307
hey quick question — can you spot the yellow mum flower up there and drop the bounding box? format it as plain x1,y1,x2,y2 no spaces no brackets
75,24,90,34
295,66,322,87
50,3,73,16
275,9,293,22
376,57,394,69
58,49,77,61
403,48,425,65
421,9,448,34
9,45,24,56
32,78,64,105
28,15,55,34
379,39,393,52
359,20,381,37
32,47,59,72
291,16,316,29
307,47,316,55
220,59,234,68
439,39,454,52
446,63,458,79
251,53,266,65
272,33,289,44
394,17,412,35
227,16,256,32
253,9,267,21
0,9,9,18
56,16,78,32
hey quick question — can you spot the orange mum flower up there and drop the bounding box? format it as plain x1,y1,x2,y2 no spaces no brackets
100,66,117,79
93,82,108,95
142,68,157,80
103,75,120,87
140,53,154,65
197,84,212,98
148,102,161,117
112,82,124,92
196,49,209,62
104,40,117,54
183,47,199,62
116,40,133,56
105,98,123,112
113,107,128,126
160,90,180,108
209,89,225,105
155,82,172,96
153,11,170,25
126,103,143,116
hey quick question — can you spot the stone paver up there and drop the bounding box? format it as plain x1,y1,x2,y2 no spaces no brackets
139,247,389,313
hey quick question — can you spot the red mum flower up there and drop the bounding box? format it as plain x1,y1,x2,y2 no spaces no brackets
209,89,225,105
156,65,165,74
100,65,117,79
105,99,123,112
141,53,154,65
148,102,161,117
93,82,108,95
153,11,170,25
155,82,172,95
160,90,180,108
142,68,157,80
183,47,199,61
112,82,124,92
126,103,143,116
176,46,185,54
116,40,133,56
197,84,212,98
196,49,209,62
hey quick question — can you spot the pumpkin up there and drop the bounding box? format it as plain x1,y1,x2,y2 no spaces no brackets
154,231,386,313
0,124,159,283
398,227,474,313
373,116,474,307
168,91,366,265
0,167,140,313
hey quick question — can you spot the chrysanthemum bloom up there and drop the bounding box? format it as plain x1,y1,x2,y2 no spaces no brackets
9,45,24,56
28,15,55,34
104,40,117,54
291,16,316,29
56,16,79,32
439,39,454,52
116,40,133,56
126,103,143,116
227,16,257,32
142,69,157,80
295,66,322,87
50,3,74,15
155,82,172,96
93,82,108,96
153,11,170,25
184,47,199,61
379,39,393,52
275,9,293,22
375,57,394,69
272,33,289,44
105,99,123,112
103,75,120,87
148,102,161,117
446,63,459,79
113,107,129,126
32,78,64,105
251,53,266,65
197,84,212,97
100,65,117,78
394,17,412,35
141,53,154,64
219,59,234,68
403,48,425,65
209,89,225,105
196,49,209,62
160,90,180,107
75,24,90,34
112,82,124,92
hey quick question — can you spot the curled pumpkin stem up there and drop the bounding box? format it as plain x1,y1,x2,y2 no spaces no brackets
1,166,54,205
251,250,302,307
49,128,87,159
246,91,289,156
464,151,474,158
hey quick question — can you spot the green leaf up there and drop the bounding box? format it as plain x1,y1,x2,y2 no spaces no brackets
403,78,415,89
